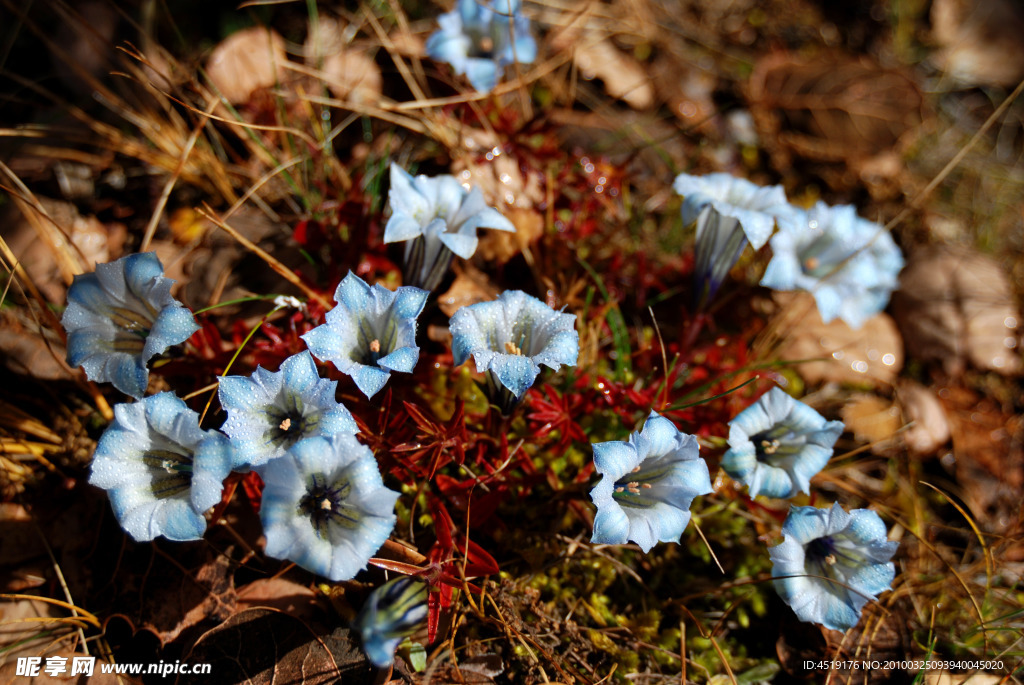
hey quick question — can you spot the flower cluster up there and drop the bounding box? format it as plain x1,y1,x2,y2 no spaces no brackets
425,0,537,92
673,172,903,325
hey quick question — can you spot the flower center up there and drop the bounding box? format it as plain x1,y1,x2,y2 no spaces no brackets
270,394,315,449
504,341,523,355
108,306,155,353
752,427,803,465
141,447,193,499
299,473,359,538
805,535,855,589
611,464,658,503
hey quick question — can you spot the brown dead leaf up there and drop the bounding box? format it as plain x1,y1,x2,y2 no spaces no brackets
840,394,901,454
747,52,925,195
558,33,654,109
939,383,1023,529
3,197,121,303
304,16,382,104
322,50,382,104
0,598,64,670
651,56,717,131
236,578,329,624
931,0,1024,88
897,379,951,455
890,245,1022,375
182,608,362,684
773,293,903,386
206,27,288,105
451,130,544,210
437,264,500,318
475,207,544,265
0,309,73,381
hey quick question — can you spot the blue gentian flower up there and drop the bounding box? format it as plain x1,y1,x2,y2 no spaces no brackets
721,387,843,499
384,163,516,291
674,173,796,251
770,502,898,631
88,392,232,542
302,272,428,399
673,173,798,310
353,577,429,668
218,351,357,469
760,202,904,329
425,0,537,92
449,290,578,413
589,411,713,553
61,253,200,398
258,434,399,581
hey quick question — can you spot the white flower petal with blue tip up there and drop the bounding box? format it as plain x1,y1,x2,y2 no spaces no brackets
760,202,904,329
721,387,843,499
673,172,798,250
302,271,428,399
88,392,233,542
770,502,898,631
218,351,356,469
449,290,578,402
62,253,200,398
589,411,713,553
258,434,399,581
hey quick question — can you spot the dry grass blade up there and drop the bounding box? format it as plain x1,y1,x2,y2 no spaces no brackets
140,99,218,252
197,204,331,310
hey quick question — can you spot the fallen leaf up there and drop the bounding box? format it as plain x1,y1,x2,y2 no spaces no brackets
206,27,288,105
451,129,544,210
182,608,363,684
773,293,904,386
747,51,925,194
236,578,329,623
437,264,500,318
304,16,382,104
896,379,951,455
939,383,1023,529
0,309,74,382
552,31,654,109
930,0,1024,88
840,394,901,454
890,245,1022,375
474,207,544,265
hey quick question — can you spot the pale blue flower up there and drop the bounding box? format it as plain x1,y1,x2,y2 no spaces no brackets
760,202,904,329
721,387,843,499
449,290,578,412
61,253,200,398
673,172,797,251
88,392,232,542
384,163,516,290
258,434,399,581
674,173,798,310
770,502,898,631
302,272,428,399
425,0,537,92
590,411,713,553
353,577,429,668
218,351,356,469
